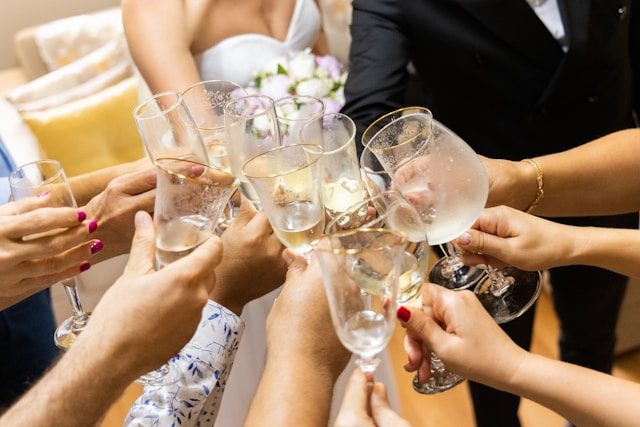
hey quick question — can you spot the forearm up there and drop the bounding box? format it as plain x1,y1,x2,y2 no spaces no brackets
0,336,134,426
568,227,640,279
530,129,640,217
504,352,640,427
246,355,339,427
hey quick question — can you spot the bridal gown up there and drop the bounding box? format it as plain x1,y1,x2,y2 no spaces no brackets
195,0,401,425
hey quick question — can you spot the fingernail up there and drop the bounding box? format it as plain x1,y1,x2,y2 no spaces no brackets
458,232,471,245
397,306,411,322
87,221,98,233
79,262,91,272
90,240,103,255
37,191,49,198
77,211,87,222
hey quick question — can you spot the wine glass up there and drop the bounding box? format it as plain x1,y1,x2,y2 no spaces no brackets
242,143,325,260
300,112,366,221
9,159,90,350
274,95,325,146
133,91,210,165
181,80,248,228
362,107,488,290
224,94,282,207
312,228,409,373
362,107,489,393
137,157,239,385
474,266,542,324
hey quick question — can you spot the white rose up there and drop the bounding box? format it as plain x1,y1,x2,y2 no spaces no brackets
288,50,316,81
296,78,331,98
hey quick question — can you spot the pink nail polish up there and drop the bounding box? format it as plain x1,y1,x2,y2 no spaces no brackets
90,241,103,255
87,221,98,233
79,262,91,272
37,191,49,198
77,211,87,222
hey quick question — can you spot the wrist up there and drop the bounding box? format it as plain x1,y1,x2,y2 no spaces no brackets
520,158,544,214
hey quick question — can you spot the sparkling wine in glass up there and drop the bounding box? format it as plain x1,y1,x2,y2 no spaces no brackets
242,143,325,260
9,159,91,350
313,228,409,373
300,112,366,222
182,80,248,229
137,157,239,385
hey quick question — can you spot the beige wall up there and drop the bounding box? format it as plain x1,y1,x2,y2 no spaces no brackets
0,0,120,70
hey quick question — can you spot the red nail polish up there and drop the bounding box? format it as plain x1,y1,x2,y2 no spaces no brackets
87,221,98,233
77,211,87,222
79,262,91,272
90,241,103,255
397,306,411,322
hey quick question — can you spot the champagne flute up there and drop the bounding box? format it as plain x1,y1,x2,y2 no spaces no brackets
181,80,248,229
224,94,282,207
300,112,366,222
137,157,239,386
133,91,210,165
274,95,325,146
312,228,409,373
9,159,90,350
242,143,325,260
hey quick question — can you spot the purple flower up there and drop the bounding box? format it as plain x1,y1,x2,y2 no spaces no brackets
315,55,344,80
259,74,293,100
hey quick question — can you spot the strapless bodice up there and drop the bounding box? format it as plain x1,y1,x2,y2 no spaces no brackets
195,0,320,86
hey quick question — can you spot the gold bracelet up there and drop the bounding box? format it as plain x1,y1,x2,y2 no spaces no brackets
521,158,544,214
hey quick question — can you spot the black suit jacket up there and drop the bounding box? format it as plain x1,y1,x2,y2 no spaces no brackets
343,0,640,161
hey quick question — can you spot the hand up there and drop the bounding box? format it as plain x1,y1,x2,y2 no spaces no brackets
211,197,287,314
481,156,542,211
398,283,527,389
267,250,351,378
72,210,223,379
454,205,574,271
334,369,411,427
0,194,100,303
83,167,156,262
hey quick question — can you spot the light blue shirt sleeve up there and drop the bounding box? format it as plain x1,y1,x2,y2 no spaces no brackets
0,177,10,205
125,300,245,426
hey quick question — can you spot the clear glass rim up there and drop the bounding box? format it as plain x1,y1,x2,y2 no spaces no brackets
223,94,277,120
133,91,184,120
155,157,240,189
9,159,65,189
312,227,408,255
361,106,434,153
242,143,324,179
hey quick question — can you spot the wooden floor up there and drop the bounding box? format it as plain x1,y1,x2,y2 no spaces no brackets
99,286,640,427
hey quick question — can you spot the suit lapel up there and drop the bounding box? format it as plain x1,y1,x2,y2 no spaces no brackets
447,0,564,68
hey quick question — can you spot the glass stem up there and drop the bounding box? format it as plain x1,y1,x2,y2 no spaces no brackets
485,265,515,298
61,277,89,331
357,356,381,373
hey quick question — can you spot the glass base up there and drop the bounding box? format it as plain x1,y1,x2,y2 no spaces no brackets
474,267,542,324
412,353,465,394
54,314,90,350
135,362,180,386
429,256,487,290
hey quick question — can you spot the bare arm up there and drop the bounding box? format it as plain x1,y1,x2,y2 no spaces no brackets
485,128,640,216
122,0,204,94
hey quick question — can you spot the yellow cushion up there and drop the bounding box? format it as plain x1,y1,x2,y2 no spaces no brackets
20,76,144,177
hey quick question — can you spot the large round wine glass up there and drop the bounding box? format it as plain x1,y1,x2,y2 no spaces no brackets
362,107,488,291
312,228,408,374
9,159,91,350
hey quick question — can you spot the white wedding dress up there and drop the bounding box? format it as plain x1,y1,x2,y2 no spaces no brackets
195,0,401,425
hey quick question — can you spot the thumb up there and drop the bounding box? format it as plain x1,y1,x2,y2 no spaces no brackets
282,248,309,271
123,211,156,274
370,383,412,426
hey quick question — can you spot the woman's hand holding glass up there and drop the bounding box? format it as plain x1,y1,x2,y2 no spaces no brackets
0,196,99,309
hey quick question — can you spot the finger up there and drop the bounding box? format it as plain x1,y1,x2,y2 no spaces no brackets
122,211,157,275
370,383,411,426
4,207,87,240
334,369,371,425
114,168,157,195
282,248,309,274
229,197,257,227
170,234,224,294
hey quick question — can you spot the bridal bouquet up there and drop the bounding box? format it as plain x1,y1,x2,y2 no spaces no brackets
249,48,347,113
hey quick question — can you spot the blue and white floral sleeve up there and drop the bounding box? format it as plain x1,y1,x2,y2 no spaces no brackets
124,300,245,427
